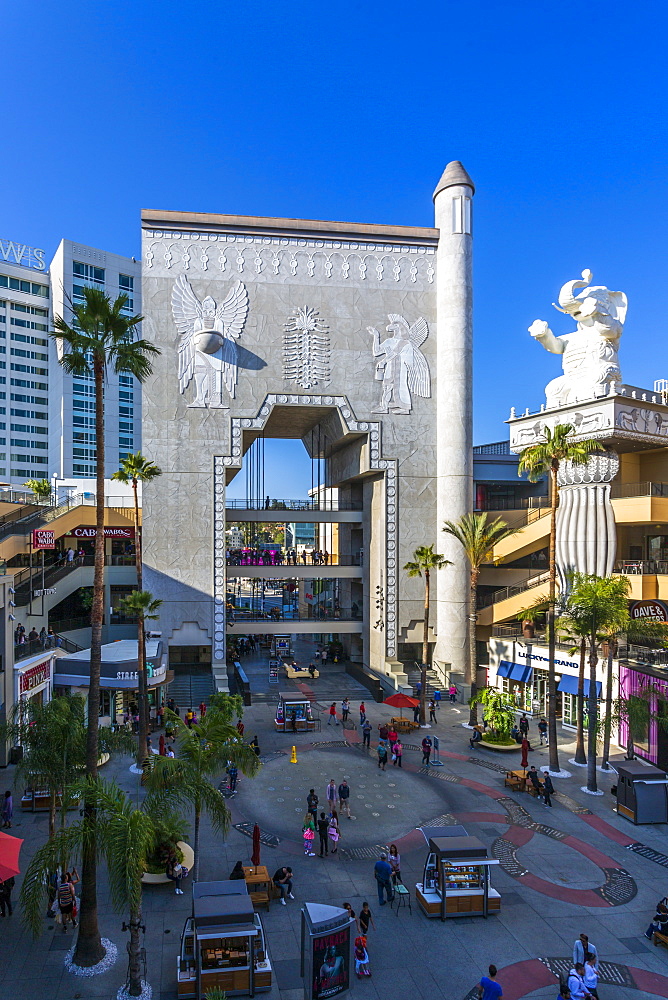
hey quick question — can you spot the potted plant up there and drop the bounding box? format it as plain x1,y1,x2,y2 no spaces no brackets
470,688,518,750
142,811,191,884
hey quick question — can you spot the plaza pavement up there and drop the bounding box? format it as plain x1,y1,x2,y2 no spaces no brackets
2,639,668,999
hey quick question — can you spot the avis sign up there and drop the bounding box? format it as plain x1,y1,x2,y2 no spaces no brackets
32,529,55,550
0,238,46,271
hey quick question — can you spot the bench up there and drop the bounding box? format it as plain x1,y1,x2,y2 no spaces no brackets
284,666,319,679
250,891,271,911
654,930,668,949
504,773,525,792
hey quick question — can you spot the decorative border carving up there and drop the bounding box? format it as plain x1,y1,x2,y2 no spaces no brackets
214,393,398,659
144,231,435,287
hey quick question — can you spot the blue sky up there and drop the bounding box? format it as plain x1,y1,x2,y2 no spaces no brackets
2,2,667,497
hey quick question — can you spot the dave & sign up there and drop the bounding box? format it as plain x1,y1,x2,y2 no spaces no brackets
32,529,55,550
629,600,668,623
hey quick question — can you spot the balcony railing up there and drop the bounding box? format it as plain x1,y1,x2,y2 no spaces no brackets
611,481,668,499
227,606,362,624
477,572,550,610
14,632,82,662
225,498,362,511
226,553,362,568
615,560,668,575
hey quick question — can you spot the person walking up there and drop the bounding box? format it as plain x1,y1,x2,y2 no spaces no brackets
272,866,294,905
567,964,591,999
338,780,351,818
302,813,316,856
519,713,530,738
448,683,457,704
354,936,371,978
429,699,437,724
538,717,548,745
317,812,329,857
341,698,350,724
359,702,366,725
378,722,389,742
422,736,433,765
343,902,359,932
374,853,394,905
362,719,372,748
542,769,554,807
388,725,398,747
328,810,340,854
583,955,599,999
57,871,77,931
227,763,238,793
307,788,319,824
573,934,598,969
325,779,337,814
377,741,388,770
328,703,339,726
359,901,376,935
392,738,403,767
477,964,503,999
1,790,13,828
413,702,420,724
0,876,14,917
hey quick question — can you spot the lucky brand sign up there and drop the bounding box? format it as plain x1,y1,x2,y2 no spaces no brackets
32,529,55,550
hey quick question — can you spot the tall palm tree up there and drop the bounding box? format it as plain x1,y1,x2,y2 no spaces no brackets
111,451,162,586
21,779,157,998
145,709,260,880
119,591,163,771
517,424,603,772
404,546,451,724
442,513,520,726
52,286,159,968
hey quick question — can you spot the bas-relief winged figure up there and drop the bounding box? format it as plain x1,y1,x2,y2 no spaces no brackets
529,269,628,408
367,313,431,414
171,274,249,408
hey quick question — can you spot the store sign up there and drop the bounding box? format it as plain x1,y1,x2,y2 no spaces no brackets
0,238,46,271
33,588,56,597
72,526,135,539
115,664,161,681
311,926,351,999
630,599,668,623
517,649,579,670
19,659,51,693
32,529,55,550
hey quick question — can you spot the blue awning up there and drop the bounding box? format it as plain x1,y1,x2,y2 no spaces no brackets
557,674,602,698
498,660,533,684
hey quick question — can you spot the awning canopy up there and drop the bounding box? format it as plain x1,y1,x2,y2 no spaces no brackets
497,660,533,684
557,674,602,698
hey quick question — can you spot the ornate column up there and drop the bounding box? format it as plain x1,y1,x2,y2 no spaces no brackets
556,450,619,593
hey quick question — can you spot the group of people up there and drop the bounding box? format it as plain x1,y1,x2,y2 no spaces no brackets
302,780,352,856
527,765,556,807
225,548,330,566
375,723,404,769
14,624,60,649
565,932,600,998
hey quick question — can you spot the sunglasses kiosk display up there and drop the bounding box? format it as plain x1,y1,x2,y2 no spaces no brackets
415,827,501,921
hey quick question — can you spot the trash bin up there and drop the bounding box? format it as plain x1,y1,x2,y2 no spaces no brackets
9,745,23,764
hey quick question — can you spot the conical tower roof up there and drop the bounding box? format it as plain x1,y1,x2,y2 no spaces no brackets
433,161,475,199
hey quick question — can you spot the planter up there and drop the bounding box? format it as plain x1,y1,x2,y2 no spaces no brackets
479,740,520,752
521,621,535,639
141,841,194,884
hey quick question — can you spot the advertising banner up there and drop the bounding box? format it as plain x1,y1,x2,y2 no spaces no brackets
311,926,351,999
32,529,55,550
629,599,668,623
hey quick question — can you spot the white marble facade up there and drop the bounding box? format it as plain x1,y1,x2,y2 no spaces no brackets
141,169,474,687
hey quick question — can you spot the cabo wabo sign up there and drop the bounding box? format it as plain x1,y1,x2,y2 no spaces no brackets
71,527,135,539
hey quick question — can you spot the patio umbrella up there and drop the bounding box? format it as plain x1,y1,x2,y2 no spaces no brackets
251,823,261,866
521,738,529,772
384,692,419,719
0,831,23,881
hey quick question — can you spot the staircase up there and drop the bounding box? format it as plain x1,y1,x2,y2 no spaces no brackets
404,663,442,699
167,671,213,712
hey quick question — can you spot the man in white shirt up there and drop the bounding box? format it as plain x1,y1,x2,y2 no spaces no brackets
573,933,598,968
568,964,592,999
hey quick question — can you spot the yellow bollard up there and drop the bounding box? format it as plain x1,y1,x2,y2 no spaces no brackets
290,745,298,763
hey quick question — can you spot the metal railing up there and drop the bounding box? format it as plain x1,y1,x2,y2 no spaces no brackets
477,572,550,610
226,553,362,568
610,481,668,499
11,554,136,605
0,492,136,539
228,606,362,623
14,632,82,662
473,441,511,455
615,559,668,575
225,498,362,511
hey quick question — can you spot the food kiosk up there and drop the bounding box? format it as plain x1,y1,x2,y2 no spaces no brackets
176,880,272,997
615,760,668,824
415,826,500,920
275,691,316,732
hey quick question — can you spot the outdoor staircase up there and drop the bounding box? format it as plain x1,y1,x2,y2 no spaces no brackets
167,671,213,712
404,663,442,698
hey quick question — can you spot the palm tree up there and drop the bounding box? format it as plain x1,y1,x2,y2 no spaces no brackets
52,286,159,968
404,546,451,725
23,478,52,502
119,591,163,771
111,451,161,586
145,709,260,880
517,425,603,772
21,779,157,997
442,513,520,726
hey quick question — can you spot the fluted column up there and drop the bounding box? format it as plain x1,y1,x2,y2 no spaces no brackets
556,450,619,594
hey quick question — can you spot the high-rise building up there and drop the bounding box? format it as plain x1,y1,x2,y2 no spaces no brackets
0,236,141,483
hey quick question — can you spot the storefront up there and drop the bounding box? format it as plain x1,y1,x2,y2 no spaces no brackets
618,664,668,770
53,638,167,725
14,651,55,713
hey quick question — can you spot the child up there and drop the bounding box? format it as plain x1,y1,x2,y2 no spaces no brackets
302,813,316,856
354,936,371,978
359,901,375,935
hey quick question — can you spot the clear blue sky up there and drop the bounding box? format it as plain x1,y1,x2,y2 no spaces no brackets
3,2,667,497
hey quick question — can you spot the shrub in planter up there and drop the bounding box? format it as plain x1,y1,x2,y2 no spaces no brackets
144,811,188,875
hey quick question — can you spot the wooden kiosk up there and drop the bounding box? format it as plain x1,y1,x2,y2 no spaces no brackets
415,826,500,920
176,880,272,997
274,691,316,732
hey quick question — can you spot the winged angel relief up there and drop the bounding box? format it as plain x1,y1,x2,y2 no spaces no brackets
368,314,431,414
171,275,249,407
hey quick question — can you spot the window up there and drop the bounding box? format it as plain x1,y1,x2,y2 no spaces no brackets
73,261,105,283
73,399,96,411
11,317,48,331
0,275,49,296
73,431,96,444
119,374,133,386
119,391,133,401
119,406,133,417
10,393,46,405
73,414,96,427
10,303,48,317
73,448,97,459
118,437,133,448
119,274,134,291
119,421,133,432
73,464,96,474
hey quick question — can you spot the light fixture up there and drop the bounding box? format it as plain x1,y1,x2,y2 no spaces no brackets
8,613,16,621
8,587,15,594
9,601,15,607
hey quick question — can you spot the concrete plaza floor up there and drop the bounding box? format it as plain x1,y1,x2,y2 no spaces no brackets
2,641,668,1000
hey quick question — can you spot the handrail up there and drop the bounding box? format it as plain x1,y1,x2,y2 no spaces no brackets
226,554,362,568
228,607,362,623
13,632,83,662
477,572,549,609
225,498,362,511
615,559,668,575
611,482,668,499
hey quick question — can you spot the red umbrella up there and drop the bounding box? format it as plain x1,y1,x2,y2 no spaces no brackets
0,831,23,881
521,738,529,771
384,692,419,718
251,823,261,866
